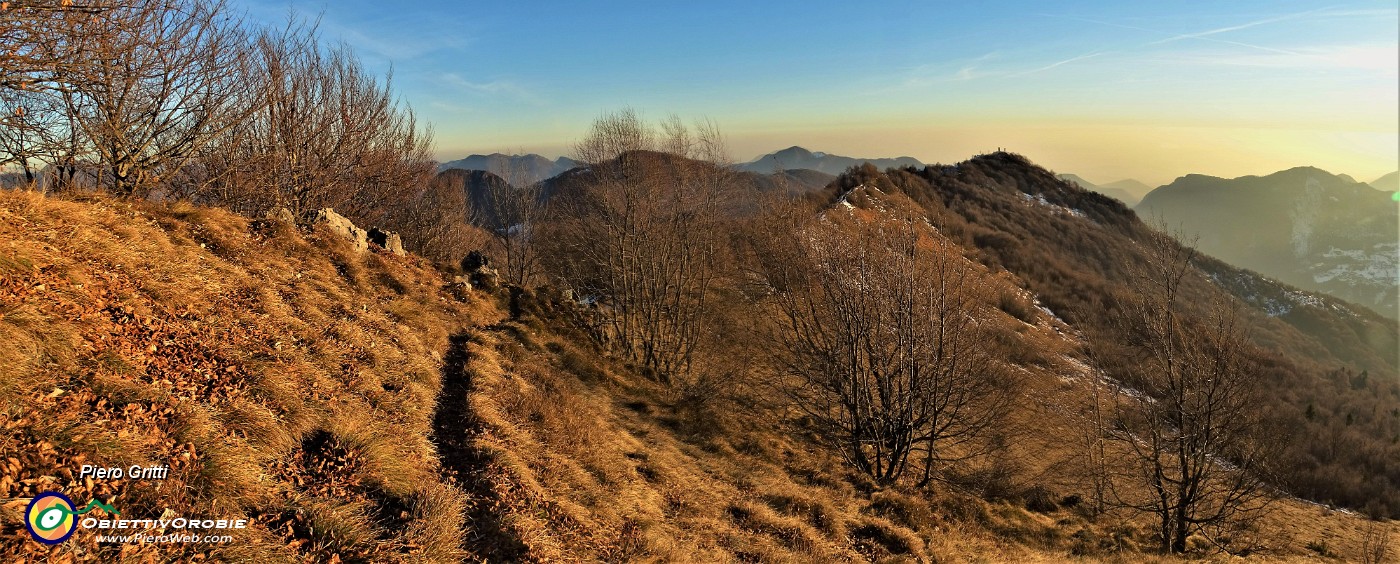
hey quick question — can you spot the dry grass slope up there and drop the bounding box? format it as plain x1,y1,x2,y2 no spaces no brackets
1,191,1394,563
0,191,497,561
448,317,1074,563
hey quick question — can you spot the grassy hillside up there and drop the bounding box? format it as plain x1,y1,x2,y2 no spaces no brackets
857,154,1399,518
1,189,1395,562
0,190,496,561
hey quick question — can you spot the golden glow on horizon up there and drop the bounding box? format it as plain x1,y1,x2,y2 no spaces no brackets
438,122,1399,188
755,124,1400,187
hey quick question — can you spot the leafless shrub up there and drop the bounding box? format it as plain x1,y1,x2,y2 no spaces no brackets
1103,227,1275,553
1360,520,1392,564
3,4,433,222
477,155,548,287
393,171,489,266
53,0,259,197
549,108,735,385
765,211,1015,486
200,17,433,223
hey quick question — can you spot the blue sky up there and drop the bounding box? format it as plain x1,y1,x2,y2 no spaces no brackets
233,1,1398,185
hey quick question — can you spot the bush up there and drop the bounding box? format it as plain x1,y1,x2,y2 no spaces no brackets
997,288,1036,323
1021,485,1058,513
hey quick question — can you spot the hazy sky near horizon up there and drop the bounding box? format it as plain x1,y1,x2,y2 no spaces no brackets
235,0,1398,186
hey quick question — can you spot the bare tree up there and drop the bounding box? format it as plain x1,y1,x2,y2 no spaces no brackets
51,0,259,197
388,173,465,263
1360,520,1392,564
198,16,433,223
1105,229,1274,553
766,209,1013,486
1,2,107,91
1075,345,1115,520
550,109,734,384
571,107,654,165
478,156,548,288
0,88,64,184
3,3,110,190
4,2,433,218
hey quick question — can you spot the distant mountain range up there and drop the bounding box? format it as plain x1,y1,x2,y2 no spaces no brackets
540,152,836,198
1136,166,1398,319
738,146,923,176
437,153,1397,320
434,154,836,228
1370,171,1398,192
438,153,580,183
737,168,836,194
1056,174,1155,207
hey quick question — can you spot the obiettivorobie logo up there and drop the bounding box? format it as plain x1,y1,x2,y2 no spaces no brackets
23,490,247,545
24,492,120,545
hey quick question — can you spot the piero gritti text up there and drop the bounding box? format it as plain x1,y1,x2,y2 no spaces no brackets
80,464,171,480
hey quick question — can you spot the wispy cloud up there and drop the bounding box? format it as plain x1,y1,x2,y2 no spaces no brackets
866,52,997,95
327,23,469,62
1157,43,1399,75
429,100,472,114
1008,52,1102,77
236,2,471,63
1147,9,1324,46
1040,12,1300,56
866,47,1106,97
950,51,1001,81
439,73,546,105
1043,7,1394,58
896,51,1002,86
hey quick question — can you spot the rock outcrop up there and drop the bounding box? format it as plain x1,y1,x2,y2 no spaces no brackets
311,208,369,252
367,227,406,256
461,250,499,291
264,207,296,224
307,208,406,256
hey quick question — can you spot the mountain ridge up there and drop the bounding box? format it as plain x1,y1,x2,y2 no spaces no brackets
739,146,924,176
3,152,1396,561
1055,173,1153,206
1370,170,1399,192
1136,166,1397,319
438,153,580,182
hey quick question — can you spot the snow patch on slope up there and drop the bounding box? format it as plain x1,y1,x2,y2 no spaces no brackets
1311,242,1398,287
1208,269,1355,318
1020,192,1087,220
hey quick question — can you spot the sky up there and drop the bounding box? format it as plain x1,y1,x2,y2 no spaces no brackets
233,1,1399,187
